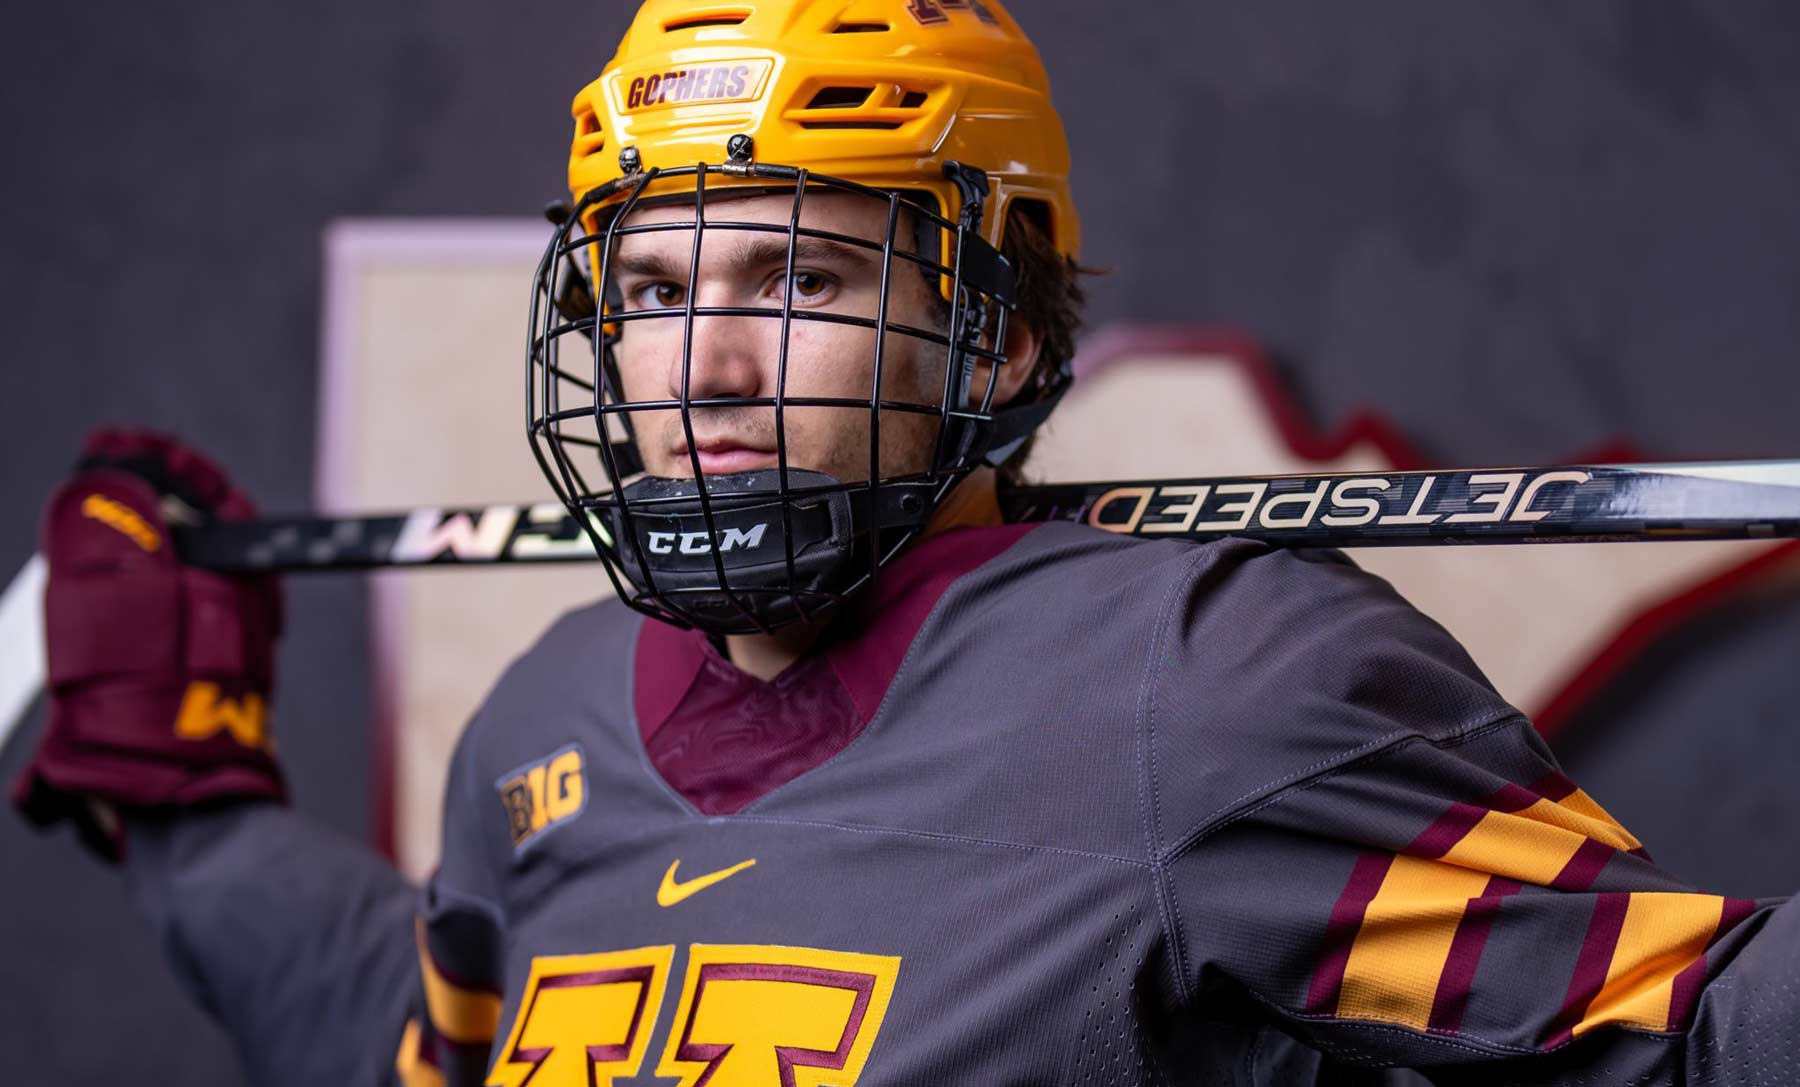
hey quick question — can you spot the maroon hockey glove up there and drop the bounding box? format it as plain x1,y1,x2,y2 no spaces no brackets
13,429,286,861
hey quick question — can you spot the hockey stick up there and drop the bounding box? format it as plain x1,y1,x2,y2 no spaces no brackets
3,459,1797,750
0,554,47,752
162,459,1800,571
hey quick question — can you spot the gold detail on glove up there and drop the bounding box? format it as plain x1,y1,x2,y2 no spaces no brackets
173,681,271,750
80,494,161,552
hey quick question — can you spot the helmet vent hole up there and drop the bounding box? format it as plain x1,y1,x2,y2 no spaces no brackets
797,120,904,131
898,90,929,110
663,11,749,32
573,104,606,157
803,86,875,111
832,22,890,33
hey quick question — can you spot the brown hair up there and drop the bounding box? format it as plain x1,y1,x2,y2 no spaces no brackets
994,201,1094,484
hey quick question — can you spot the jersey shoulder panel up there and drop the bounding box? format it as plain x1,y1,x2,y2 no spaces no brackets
457,596,643,759
476,597,642,711
438,597,654,890
925,518,1234,637
1141,533,1522,852
763,521,1250,858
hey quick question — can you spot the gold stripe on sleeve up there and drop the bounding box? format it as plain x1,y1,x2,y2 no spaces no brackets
394,1018,448,1087
1337,855,1493,1029
1440,806,1588,886
416,919,504,1045
1572,893,1722,1038
1549,791,1643,853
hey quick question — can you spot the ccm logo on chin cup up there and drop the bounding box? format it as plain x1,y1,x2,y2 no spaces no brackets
644,523,769,556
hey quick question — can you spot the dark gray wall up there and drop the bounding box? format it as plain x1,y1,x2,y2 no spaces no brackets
1,2,608,1079
3,2,1797,1081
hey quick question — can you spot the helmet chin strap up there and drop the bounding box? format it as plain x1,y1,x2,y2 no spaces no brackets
604,469,939,635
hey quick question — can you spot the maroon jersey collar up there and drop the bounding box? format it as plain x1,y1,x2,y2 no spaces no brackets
634,522,1038,814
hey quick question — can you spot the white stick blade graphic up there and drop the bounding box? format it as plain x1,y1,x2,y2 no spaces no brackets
0,554,48,752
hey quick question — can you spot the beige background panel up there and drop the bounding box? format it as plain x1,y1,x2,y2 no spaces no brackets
319,221,617,879
320,221,1780,878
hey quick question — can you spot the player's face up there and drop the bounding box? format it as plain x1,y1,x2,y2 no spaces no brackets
608,192,952,483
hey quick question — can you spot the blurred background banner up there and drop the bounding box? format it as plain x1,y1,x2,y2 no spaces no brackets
313,219,605,876
4,2,1798,1081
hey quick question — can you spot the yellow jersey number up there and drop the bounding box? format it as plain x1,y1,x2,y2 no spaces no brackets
487,944,901,1087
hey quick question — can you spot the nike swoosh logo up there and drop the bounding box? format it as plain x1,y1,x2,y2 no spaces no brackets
657,858,756,907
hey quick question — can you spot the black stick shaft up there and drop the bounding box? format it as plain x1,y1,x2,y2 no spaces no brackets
173,461,1800,573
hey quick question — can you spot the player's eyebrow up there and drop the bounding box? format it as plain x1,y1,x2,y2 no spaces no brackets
612,235,878,282
613,250,683,281
728,235,879,274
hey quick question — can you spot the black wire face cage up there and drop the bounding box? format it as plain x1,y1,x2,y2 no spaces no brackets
527,150,1044,636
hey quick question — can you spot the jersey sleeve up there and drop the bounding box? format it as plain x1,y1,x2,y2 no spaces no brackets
123,707,513,1087
393,703,511,1087
122,802,420,1085
1150,545,1800,1083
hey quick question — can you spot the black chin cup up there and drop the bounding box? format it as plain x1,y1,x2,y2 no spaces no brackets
604,470,937,634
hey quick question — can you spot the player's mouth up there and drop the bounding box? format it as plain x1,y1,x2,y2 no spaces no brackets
672,439,780,475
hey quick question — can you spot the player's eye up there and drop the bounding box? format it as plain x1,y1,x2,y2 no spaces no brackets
771,270,836,305
628,282,685,309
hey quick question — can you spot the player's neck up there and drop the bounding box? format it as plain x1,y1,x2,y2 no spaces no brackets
723,468,1004,681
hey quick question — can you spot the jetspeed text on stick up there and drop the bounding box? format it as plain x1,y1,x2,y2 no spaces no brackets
1085,470,1594,540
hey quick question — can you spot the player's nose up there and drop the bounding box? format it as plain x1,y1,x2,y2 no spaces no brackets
671,295,767,403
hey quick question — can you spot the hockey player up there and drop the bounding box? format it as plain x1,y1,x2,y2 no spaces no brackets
15,2,1800,1084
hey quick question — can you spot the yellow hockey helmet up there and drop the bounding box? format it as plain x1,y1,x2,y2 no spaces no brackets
567,0,1078,262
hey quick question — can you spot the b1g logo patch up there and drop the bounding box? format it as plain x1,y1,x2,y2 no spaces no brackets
496,744,587,850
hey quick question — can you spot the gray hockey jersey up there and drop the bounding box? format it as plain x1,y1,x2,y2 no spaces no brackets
124,522,1800,1085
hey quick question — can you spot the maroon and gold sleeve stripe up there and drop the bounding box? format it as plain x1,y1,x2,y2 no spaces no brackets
416,917,504,1047
1542,892,1757,1047
1306,771,1756,1044
393,916,507,1087
394,1017,448,1087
